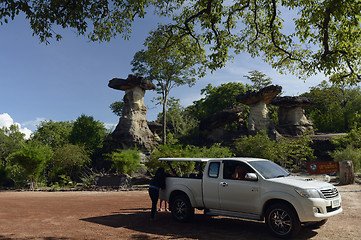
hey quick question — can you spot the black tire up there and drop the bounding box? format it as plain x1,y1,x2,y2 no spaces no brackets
265,203,301,238
170,194,194,222
304,219,328,229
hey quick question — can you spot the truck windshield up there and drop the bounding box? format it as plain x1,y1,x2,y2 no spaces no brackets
249,161,291,179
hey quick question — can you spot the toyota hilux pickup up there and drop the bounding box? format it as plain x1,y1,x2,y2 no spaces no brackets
159,157,342,238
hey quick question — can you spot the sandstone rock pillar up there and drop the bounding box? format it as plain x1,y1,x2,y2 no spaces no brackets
108,74,156,153
271,96,315,136
237,85,282,135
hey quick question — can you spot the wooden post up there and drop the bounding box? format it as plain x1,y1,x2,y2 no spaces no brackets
339,161,355,185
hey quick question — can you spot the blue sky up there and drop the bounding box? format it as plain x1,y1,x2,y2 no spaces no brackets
1,12,325,138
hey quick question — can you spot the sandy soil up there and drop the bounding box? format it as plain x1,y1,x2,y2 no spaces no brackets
0,183,360,240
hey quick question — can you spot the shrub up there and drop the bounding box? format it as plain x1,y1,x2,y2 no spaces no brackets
330,145,361,172
331,127,361,149
233,131,315,170
233,131,275,159
106,148,141,175
272,135,315,170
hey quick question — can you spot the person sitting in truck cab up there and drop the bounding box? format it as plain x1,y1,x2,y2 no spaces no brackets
232,165,245,180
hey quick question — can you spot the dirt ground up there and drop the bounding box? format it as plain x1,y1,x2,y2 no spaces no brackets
0,182,360,240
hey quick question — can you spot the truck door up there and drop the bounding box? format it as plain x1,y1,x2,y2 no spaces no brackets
202,161,221,209
218,160,260,214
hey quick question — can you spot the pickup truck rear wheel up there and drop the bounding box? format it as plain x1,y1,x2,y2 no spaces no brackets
171,194,194,222
265,203,301,238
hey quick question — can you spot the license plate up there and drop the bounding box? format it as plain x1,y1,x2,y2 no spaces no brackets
332,199,340,208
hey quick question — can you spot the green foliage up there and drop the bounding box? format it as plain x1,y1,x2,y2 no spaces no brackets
189,82,251,121
106,149,141,175
147,143,234,176
156,97,199,143
303,80,361,132
32,120,72,148
331,127,361,150
132,24,206,144
69,114,107,151
4,160,28,188
330,146,361,172
7,142,53,189
3,1,361,81
272,135,316,169
233,131,275,159
244,70,273,91
109,101,124,117
0,124,25,162
48,144,90,184
233,131,315,170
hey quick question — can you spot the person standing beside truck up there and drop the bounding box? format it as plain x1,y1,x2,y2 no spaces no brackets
148,167,167,220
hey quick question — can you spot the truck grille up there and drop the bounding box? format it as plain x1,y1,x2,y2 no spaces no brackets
320,188,339,199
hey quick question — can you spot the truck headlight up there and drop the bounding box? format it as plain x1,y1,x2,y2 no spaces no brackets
295,188,322,198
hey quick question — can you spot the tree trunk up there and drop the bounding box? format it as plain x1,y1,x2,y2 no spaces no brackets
339,161,355,185
162,97,168,144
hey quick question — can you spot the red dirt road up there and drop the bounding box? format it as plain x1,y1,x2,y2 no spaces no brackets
0,183,360,240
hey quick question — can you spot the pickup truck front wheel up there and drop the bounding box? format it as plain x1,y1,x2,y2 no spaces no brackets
170,194,194,222
265,203,301,238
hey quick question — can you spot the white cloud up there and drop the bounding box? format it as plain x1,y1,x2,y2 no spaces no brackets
0,113,33,139
22,117,46,130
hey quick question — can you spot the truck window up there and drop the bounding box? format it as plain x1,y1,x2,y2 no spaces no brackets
223,161,254,180
208,162,220,178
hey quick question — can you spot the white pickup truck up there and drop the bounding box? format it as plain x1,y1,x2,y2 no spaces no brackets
159,157,342,238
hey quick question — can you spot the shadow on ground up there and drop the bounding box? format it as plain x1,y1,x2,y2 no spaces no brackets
81,209,318,240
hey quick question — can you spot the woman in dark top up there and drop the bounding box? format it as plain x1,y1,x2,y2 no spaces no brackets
148,167,167,220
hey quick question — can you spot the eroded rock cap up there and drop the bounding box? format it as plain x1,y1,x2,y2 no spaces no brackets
108,74,156,91
271,96,316,107
236,85,282,105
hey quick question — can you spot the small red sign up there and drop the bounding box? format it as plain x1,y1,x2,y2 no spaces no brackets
306,162,339,175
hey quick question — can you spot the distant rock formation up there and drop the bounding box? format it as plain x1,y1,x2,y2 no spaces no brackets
271,96,315,136
199,107,244,131
237,85,282,135
108,74,157,153
199,107,247,144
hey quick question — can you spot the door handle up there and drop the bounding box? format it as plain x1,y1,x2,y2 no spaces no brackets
220,182,228,187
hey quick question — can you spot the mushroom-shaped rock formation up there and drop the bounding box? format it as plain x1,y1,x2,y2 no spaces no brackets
271,96,316,136
236,85,282,134
108,74,157,153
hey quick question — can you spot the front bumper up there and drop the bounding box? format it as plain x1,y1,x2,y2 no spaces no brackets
296,196,342,222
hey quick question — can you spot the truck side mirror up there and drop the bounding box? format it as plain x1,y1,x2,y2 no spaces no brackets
245,173,258,181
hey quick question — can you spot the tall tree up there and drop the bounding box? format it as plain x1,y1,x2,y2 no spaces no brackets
131,24,206,144
7,141,53,189
0,125,25,162
303,80,361,132
244,70,273,91
189,82,251,121
2,1,361,82
32,120,73,148
69,114,107,152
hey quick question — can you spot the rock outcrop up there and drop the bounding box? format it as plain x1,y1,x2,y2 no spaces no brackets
199,107,244,131
237,85,282,135
108,74,157,153
271,96,315,136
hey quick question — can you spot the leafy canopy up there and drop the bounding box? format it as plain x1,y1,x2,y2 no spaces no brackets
3,0,361,82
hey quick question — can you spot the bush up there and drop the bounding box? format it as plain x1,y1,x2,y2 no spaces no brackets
330,145,361,172
331,127,361,149
233,131,275,159
272,135,315,170
233,131,315,170
106,148,141,175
